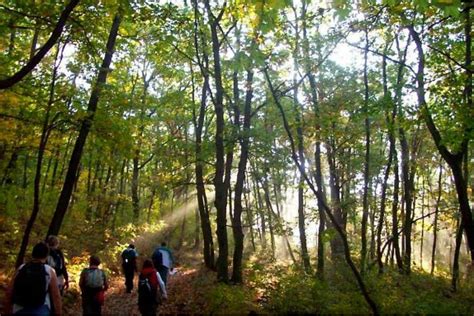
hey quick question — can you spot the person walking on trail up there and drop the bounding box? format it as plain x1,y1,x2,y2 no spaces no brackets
79,255,108,316
46,235,69,296
5,241,62,315
137,259,167,316
121,244,138,293
152,242,174,285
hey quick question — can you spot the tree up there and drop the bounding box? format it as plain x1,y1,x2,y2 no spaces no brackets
204,0,229,282
47,12,122,237
406,5,474,264
191,1,215,268
265,67,380,315
0,0,80,89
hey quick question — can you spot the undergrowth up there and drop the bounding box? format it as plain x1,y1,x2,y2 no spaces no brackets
248,257,474,314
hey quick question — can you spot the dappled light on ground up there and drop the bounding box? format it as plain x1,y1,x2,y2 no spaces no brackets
62,266,212,315
102,277,140,316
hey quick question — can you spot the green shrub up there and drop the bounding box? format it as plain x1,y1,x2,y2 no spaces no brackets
207,283,257,314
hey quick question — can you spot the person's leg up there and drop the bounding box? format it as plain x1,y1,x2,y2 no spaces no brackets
92,301,102,316
82,292,92,315
129,267,135,291
83,289,103,316
157,266,169,285
125,268,134,292
139,303,156,316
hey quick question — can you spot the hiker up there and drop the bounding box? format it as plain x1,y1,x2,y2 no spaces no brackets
138,259,167,316
5,241,62,315
46,235,69,295
121,243,138,293
152,242,174,285
79,255,108,316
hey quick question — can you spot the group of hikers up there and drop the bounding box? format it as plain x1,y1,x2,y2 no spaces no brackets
121,242,174,315
4,237,174,316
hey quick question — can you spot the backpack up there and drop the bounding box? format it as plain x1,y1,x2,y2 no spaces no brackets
151,249,163,268
122,249,136,266
48,249,63,276
12,262,48,307
83,268,104,288
138,274,156,305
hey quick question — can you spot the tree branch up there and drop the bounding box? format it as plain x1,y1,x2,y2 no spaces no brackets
0,0,80,90
347,41,417,75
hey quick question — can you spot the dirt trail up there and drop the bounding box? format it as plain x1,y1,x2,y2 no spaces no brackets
65,261,211,315
101,267,208,315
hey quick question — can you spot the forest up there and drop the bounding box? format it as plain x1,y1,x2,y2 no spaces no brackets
0,0,473,314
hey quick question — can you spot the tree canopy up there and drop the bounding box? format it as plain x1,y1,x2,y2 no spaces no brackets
0,0,473,314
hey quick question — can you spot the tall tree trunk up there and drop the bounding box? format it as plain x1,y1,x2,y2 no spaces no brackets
177,187,188,251
452,219,463,291
58,134,73,182
369,180,378,262
377,50,394,274
132,155,140,221
326,137,344,258
8,18,16,56
41,154,53,196
16,43,62,268
262,176,276,259
306,62,327,278
98,163,112,222
204,0,228,282
132,71,153,222
409,23,474,262
390,34,408,272
244,173,256,252
361,29,371,274
251,168,267,249
431,163,442,275
391,151,403,272
191,17,215,268
315,139,326,279
194,207,200,249
231,68,254,283
400,127,414,274
420,179,426,269
291,5,310,273
113,159,127,230
46,13,121,237
22,153,29,189
50,147,60,187
86,159,100,221
2,150,19,186
147,185,155,223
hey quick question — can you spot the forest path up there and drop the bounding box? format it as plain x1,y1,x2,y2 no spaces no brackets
65,266,210,315
65,249,213,315
102,266,209,315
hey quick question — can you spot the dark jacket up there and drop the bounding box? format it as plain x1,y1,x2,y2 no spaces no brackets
48,248,68,280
